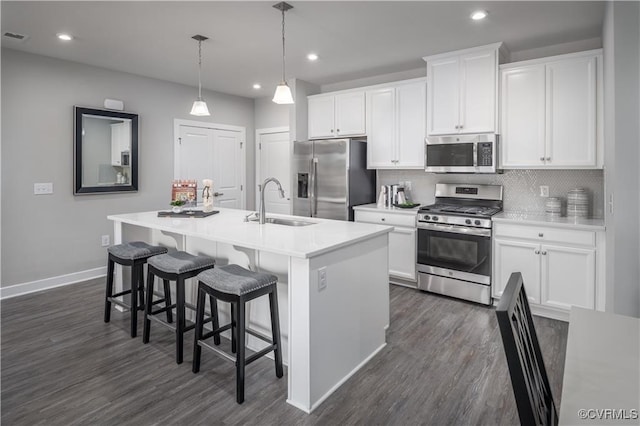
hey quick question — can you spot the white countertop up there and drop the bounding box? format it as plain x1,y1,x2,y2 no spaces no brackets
493,212,605,231
108,208,393,259
353,203,420,216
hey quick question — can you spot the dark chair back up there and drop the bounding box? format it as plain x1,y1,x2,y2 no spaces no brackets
496,272,558,426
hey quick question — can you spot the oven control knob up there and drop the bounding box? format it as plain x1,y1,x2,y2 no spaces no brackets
465,219,471,225
432,216,439,221
474,220,481,226
423,215,431,221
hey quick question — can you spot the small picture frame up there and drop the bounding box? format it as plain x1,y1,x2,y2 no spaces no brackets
171,180,197,206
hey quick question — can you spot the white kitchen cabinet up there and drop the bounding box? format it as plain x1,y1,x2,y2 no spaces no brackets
500,50,602,169
354,208,417,286
424,43,504,135
111,121,131,166
366,79,426,169
493,221,601,319
308,91,365,139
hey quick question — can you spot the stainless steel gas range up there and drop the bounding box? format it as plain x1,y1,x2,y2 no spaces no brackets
416,183,503,305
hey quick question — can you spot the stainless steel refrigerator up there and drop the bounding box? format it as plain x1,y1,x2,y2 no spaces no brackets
293,138,376,221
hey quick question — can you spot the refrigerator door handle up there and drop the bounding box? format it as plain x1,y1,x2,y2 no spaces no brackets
311,157,318,216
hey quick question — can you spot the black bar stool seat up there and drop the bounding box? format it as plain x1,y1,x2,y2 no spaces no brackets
143,251,215,364
192,264,284,404
104,241,169,338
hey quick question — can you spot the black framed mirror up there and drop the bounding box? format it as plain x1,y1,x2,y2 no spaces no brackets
74,106,138,194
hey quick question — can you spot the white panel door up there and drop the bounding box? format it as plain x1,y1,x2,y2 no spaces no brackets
258,130,291,215
460,50,497,134
493,238,541,303
366,87,396,168
177,125,243,209
396,81,426,168
427,57,460,135
545,56,597,167
308,95,335,139
335,91,366,136
177,125,215,182
541,244,595,310
500,65,546,167
213,129,243,208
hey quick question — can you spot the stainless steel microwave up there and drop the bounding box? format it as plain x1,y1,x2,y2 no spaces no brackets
425,134,499,173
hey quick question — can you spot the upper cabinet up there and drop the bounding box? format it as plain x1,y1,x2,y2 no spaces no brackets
500,50,603,169
308,91,366,139
424,43,505,135
366,79,426,169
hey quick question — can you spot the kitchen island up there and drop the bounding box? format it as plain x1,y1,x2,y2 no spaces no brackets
108,208,392,413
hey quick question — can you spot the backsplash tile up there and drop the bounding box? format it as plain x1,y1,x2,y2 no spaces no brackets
377,169,604,218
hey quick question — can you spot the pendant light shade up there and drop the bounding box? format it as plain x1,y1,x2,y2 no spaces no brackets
190,35,210,116
272,2,294,105
190,99,210,116
273,81,294,104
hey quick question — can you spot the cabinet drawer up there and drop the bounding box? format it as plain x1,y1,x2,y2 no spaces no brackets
494,223,595,246
354,210,416,228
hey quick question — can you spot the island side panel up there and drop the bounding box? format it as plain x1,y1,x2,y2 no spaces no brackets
287,233,389,412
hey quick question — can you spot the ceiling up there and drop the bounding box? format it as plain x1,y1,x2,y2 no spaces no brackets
2,1,605,99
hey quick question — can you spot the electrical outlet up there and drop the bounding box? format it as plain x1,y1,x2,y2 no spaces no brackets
34,182,53,195
101,235,110,247
318,267,327,291
539,185,549,197
405,181,412,191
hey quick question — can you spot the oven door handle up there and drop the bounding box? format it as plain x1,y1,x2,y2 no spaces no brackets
417,222,491,237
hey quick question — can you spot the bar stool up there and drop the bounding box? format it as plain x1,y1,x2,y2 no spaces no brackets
192,264,283,404
104,241,169,338
143,251,216,364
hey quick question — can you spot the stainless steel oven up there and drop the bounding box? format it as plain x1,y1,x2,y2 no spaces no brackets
425,133,498,173
416,183,503,305
417,222,492,304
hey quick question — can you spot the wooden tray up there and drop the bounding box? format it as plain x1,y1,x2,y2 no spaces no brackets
157,210,219,218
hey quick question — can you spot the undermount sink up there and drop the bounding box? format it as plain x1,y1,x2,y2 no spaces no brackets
249,217,315,227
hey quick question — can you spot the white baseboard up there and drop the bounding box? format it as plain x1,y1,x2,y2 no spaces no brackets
0,267,107,300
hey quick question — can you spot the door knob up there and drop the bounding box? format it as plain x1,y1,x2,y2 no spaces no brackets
535,250,540,254
214,192,224,197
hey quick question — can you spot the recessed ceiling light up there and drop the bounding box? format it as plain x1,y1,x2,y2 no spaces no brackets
307,53,319,61
470,10,488,21
57,33,73,41
253,83,262,90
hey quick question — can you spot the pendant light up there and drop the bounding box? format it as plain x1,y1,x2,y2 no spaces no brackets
272,2,294,104
190,34,211,116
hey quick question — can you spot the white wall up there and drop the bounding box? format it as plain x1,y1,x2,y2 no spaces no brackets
602,1,640,317
1,48,255,288
254,96,289,130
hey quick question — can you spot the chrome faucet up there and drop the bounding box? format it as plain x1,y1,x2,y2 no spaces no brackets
259,177,285,224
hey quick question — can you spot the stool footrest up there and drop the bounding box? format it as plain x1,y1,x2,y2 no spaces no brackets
107,297,132,311
111,289,133,298
198,340,236,363
245,345,277,366
202,322,233,341
245,328,273,344
147,314,195,333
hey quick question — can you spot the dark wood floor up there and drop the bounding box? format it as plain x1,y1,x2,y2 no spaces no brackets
1,279,568,425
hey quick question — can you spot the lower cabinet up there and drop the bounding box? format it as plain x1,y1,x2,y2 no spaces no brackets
493,222,601,318
354,209,417,286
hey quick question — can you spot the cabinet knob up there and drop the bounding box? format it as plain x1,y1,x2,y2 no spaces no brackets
330,129,334,133
535,250,540,254
546,157,551,161
540,157,545,161
381,218,385,221
337,129,340,132
541,251,547,255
